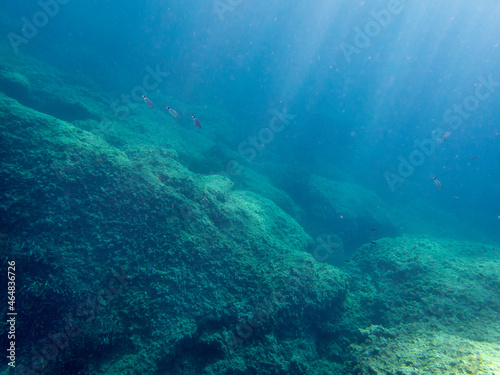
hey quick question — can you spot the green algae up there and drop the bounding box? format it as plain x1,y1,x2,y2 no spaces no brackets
0,49,499,375
343,235,500,375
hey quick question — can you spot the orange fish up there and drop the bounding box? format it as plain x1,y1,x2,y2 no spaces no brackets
192,114,201,129
166,105,179,118
433,177,442,190
142,95,154,109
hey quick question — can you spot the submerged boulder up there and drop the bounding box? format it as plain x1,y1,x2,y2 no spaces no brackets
0,90,349,374
302,175,398,252
342,235,500,375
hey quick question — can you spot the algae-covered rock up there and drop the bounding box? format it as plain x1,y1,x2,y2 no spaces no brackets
221,190,311,252
4,46,498,375
0,43,112,123
346,236,500,335
342,235,500,375
348,324,500,375
301,175,398,250
0,69,30,92
197,174,234,202
0,89,349,374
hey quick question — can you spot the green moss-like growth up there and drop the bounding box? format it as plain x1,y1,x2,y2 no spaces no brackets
0,88,349,374
2,48,498,375
342,235,500,375
297,175,398,251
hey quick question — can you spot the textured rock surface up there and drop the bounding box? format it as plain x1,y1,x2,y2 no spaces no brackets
1,47,498,375
342,235,500,375
0,87,348,374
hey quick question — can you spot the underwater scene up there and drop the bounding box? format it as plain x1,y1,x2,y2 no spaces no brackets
1,1,499,374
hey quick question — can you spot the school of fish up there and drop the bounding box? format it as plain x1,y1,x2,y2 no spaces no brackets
142,95,201,129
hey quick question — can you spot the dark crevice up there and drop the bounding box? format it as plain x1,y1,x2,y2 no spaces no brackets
0,74,99,122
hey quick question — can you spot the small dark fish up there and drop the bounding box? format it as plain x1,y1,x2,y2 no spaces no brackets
142,95,154,109
345,259,351,263
479,273,485,278
371,241,376,245
371,228,376,231
472,156,481,161
192,114,201,129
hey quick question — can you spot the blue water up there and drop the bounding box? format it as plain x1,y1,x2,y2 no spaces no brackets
2,1,499,237
2,2,500,371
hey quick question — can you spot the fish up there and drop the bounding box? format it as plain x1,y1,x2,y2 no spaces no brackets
472,156,481,161
166,105,179,118
433,177,442,190
192,114,201,129
142,95,154,109
443,131,451,141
